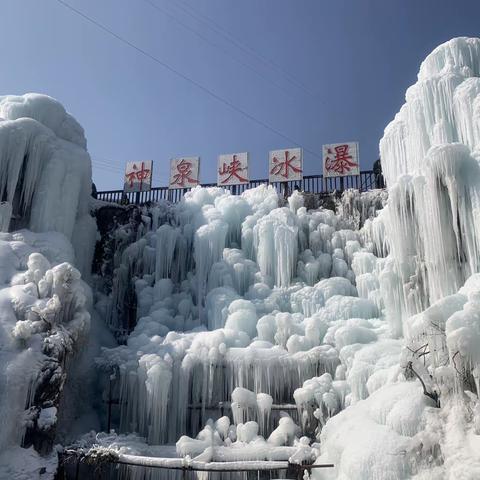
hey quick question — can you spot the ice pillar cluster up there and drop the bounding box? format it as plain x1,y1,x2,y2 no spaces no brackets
314,37,480,479
379,37,480,314
0,93,96,277
96,38,480,480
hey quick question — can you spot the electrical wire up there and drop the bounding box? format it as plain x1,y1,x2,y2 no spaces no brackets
142,0,297,99
172,0,315,97
54,0,322,160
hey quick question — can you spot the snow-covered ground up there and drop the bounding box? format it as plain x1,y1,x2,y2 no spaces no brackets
2,37,480,480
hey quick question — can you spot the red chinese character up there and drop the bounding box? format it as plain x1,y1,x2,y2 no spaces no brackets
171,159,198,187
218,155,248,184
325,145,358,175
126,162,151,188
270,150,302,179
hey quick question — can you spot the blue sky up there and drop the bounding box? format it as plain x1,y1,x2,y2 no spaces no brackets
2,0,480,190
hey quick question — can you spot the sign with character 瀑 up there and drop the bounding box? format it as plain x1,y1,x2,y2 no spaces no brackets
323,142,360,177
217,152,249,186
124,161,153,192
169,157,200,189
268,148,303,182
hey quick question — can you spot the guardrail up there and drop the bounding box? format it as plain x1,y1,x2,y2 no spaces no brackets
96,170,380,205
59,449,334,480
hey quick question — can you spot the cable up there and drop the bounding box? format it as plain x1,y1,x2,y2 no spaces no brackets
91,159,124,173
142,0,296,100
92,165,123,174
92,158,123,169
93,157,124,169
93,164,120,171
173,0,315,97
54,0,322,160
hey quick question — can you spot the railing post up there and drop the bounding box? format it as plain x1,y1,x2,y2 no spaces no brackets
75,455,80,480
107,373,113,432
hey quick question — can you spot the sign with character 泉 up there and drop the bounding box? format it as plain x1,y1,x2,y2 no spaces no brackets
217,152,249,186
268,148,303,182
323,142,359,177
124,161,153,192
169,157,200,189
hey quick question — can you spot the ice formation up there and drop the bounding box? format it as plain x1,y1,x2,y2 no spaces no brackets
0,94,97,478
94,184,384,456
4,37,480,480
314,37,480,479
88,37,480,480
0,93,95,278
0,231,91,472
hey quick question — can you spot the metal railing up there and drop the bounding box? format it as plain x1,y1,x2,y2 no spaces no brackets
96,170,380,205
59,449,334,480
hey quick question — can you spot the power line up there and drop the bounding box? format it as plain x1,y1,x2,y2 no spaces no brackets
94,156,168,174
142,0,297,100
54,0,322,160
92,164,123,174
92,158,123,169
93,164,121,172
91,158,124,173
93,156,123,168
173,0,316,98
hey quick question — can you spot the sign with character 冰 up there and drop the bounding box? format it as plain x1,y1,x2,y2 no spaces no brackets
124,161,153,192
323,142,359,177
169,157,200,189
217,152,249,186
268,148,303,182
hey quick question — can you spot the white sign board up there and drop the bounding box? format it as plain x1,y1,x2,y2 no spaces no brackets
217,152,249,186
169,157,200,189
323,142,359,177
268,148,303,182
124,160,153,192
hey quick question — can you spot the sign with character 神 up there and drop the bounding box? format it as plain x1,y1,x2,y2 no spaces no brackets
169,157,200,189
217,152,249,186
268,148,303,182
323,142,360,177
124,161,153,192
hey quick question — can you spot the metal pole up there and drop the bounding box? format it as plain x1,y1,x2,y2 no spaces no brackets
75,457,80,480
107,373,113,432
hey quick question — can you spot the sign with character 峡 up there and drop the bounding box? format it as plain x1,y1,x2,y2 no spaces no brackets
124,161,153,192
268,148,303,182
323,142,359,177
169,157,200,189
217,152,249,186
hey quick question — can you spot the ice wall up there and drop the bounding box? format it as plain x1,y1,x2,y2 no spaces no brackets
0,232,91,463
95,185,387,453
0,94,95,277
314,37,480,480
379,37,480,313
0,94,98,477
